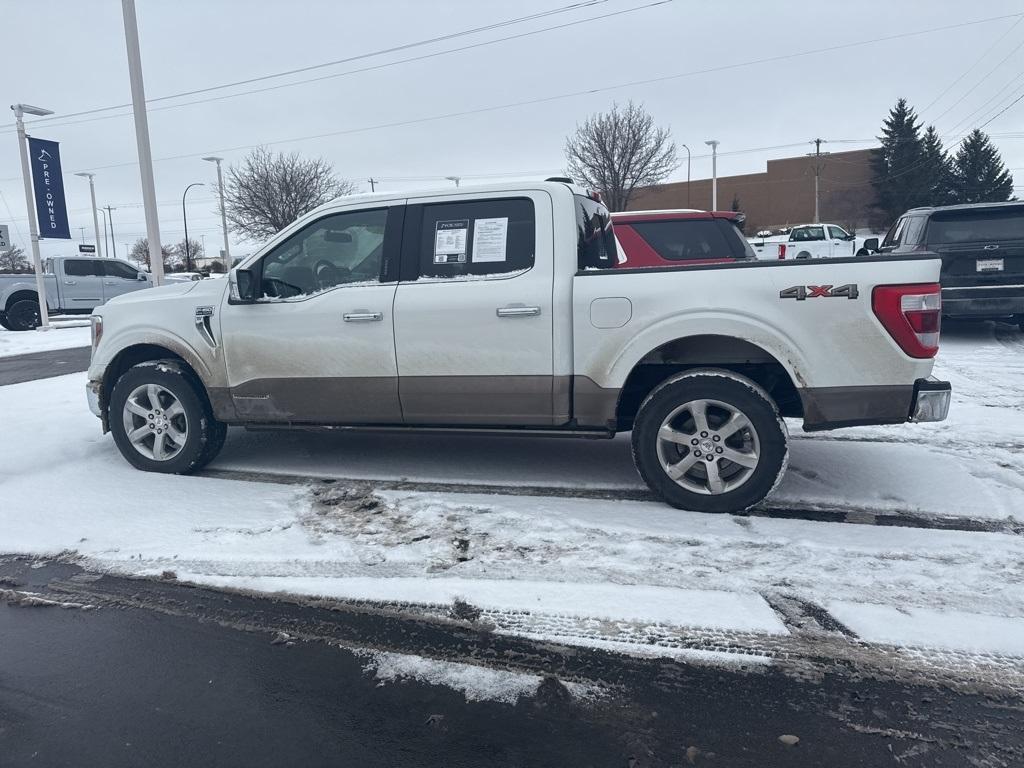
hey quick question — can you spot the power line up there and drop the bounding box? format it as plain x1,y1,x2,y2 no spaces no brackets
2,0,613,130
3,0,672,136
977,86,1024,130
930,28,1024,127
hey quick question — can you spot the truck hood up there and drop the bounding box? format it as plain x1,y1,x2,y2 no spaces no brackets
103,278,223,307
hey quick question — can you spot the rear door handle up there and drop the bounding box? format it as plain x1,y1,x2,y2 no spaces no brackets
343,311,383,322
104,280,117,285
496,305,541,318
64,279,77,285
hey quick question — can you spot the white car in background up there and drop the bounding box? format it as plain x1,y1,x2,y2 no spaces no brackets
749,224,879,260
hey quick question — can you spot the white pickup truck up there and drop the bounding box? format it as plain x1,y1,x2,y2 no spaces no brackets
0,255,152,331
86,181,950,513
749,223,879,261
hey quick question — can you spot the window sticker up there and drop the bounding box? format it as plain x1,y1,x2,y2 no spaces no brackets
471,217,509,263
434,219,469,264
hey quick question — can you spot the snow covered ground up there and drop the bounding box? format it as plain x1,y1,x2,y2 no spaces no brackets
0,324,91,358
1,322,1022,668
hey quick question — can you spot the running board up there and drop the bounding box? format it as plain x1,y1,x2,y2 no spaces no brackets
241,423,616,440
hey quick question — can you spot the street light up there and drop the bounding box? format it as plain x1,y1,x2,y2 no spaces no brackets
74,172,104,258
11,103,54,330
202,156,231,271
182,182,205,272
680,144,691,208
445,176,461,187
705,140,720,210
97,207,112,259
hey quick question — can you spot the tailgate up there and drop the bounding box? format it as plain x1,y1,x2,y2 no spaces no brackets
937,242,1024,288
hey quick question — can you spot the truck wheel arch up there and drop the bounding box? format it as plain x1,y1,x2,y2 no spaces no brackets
613,335,804,431
3,289,42,314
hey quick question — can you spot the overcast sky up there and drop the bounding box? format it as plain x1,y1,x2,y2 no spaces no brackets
2,0,1022,261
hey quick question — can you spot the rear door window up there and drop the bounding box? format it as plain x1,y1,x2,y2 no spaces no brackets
926,208,1024,244
631,219,734,261
417,197,535,279
64,259,104,277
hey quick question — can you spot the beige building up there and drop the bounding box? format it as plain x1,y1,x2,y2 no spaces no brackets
628,148,880,233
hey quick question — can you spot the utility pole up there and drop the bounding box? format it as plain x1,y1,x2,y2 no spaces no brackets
98,207,111,259
681,144,691,207
104,206,117,258
810,138,828,224
704,140,720,210
78,227,86,243
445,176,461,188
368,178,377,192
74,172,103,257
122,0,165,285
11,102,54,330
202,156,231,271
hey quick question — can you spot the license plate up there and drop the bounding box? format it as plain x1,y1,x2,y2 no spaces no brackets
976,258,1004,272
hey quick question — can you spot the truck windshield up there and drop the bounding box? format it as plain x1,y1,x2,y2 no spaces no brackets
926,207,1024,244
576,195,617,270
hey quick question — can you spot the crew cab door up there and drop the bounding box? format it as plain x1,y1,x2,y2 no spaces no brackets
219,203,405,423
102,259,149,301
393,192,555,425
60,258,105,310
827,225,852,257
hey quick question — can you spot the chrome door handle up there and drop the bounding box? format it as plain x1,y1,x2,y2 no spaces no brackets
496,305,541,317
64,280,77,285
343,311,383,322
104,280,117,285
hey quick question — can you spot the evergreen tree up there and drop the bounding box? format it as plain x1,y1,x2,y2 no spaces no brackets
949,129,1014,204
919,125,953,207
871,98,924,225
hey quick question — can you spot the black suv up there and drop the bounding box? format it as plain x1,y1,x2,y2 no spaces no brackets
880,202,1024,328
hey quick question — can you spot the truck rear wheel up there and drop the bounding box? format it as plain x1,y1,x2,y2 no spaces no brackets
631,370,788,514
0,312,12,331
109,360,227,474
6,299,41,331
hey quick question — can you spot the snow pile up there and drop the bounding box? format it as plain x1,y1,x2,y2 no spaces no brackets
0,325,91,357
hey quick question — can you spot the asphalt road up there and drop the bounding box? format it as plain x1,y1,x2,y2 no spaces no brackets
1,557,1021,768
0,345,91,385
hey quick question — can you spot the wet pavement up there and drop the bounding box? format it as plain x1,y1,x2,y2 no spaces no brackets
1,557,1021,768
0,346,90,386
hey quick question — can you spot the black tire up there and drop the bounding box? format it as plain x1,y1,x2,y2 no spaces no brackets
6,299,41,331
855,248,869,257
0,312,12,331
795,251,811,260
631,370,788,514
109,359,227,474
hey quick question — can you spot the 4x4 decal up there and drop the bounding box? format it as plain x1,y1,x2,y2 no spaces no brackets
780,284,859,301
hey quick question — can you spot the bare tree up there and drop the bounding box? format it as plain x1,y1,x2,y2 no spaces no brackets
565,102,678,211
171,237,204,271
0,245,32,273
223,147,355,241
129,238,174,270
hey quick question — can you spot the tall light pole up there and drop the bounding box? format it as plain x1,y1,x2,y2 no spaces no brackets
680,144,691,208
97,206,111,258
104,205,117,258
182,182,205,272
202,156,231,271
11,103,54,330
122,0,164,286
705,140,720,210
74,172,104,258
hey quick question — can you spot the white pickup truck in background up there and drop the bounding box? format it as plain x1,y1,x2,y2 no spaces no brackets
86,181,950,514
749,223,880,260
0,255,152,331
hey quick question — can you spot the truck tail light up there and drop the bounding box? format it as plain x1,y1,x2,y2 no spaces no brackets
777,244,786,259
872,284,941,358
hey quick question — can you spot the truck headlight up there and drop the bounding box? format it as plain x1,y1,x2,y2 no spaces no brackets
90,315,103,353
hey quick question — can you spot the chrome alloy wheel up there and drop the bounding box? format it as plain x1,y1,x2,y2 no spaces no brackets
121,383,189,461
655,398,760,495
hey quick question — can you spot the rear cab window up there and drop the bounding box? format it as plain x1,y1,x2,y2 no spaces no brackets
630,219,751,262
64,259,104,277
576,195,616,270
925,207,1024,245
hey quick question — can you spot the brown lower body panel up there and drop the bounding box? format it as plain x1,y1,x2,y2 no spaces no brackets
800,384,914,431
399,375,556,426
225,377,401,423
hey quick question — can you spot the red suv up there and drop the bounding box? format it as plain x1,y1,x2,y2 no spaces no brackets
612,210,757,268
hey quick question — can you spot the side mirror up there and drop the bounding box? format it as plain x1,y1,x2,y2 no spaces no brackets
863,237,879,253
229,267,258,304
137,272,148,281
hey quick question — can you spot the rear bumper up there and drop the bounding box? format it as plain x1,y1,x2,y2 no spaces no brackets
942,285,1024,318
801,377,951,431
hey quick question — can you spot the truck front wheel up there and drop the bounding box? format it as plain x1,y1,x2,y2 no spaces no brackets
0,312,12,331
109,360,227,474
6,299,41,331
631,371,788,514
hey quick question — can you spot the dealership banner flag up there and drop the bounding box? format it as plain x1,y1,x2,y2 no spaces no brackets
28,137,71,239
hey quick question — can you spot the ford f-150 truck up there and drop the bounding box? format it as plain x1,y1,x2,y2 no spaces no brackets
0,256,152,331
85,181,951,513
749,223,879,260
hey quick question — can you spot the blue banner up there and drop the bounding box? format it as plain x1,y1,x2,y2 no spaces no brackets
28,137,71,239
